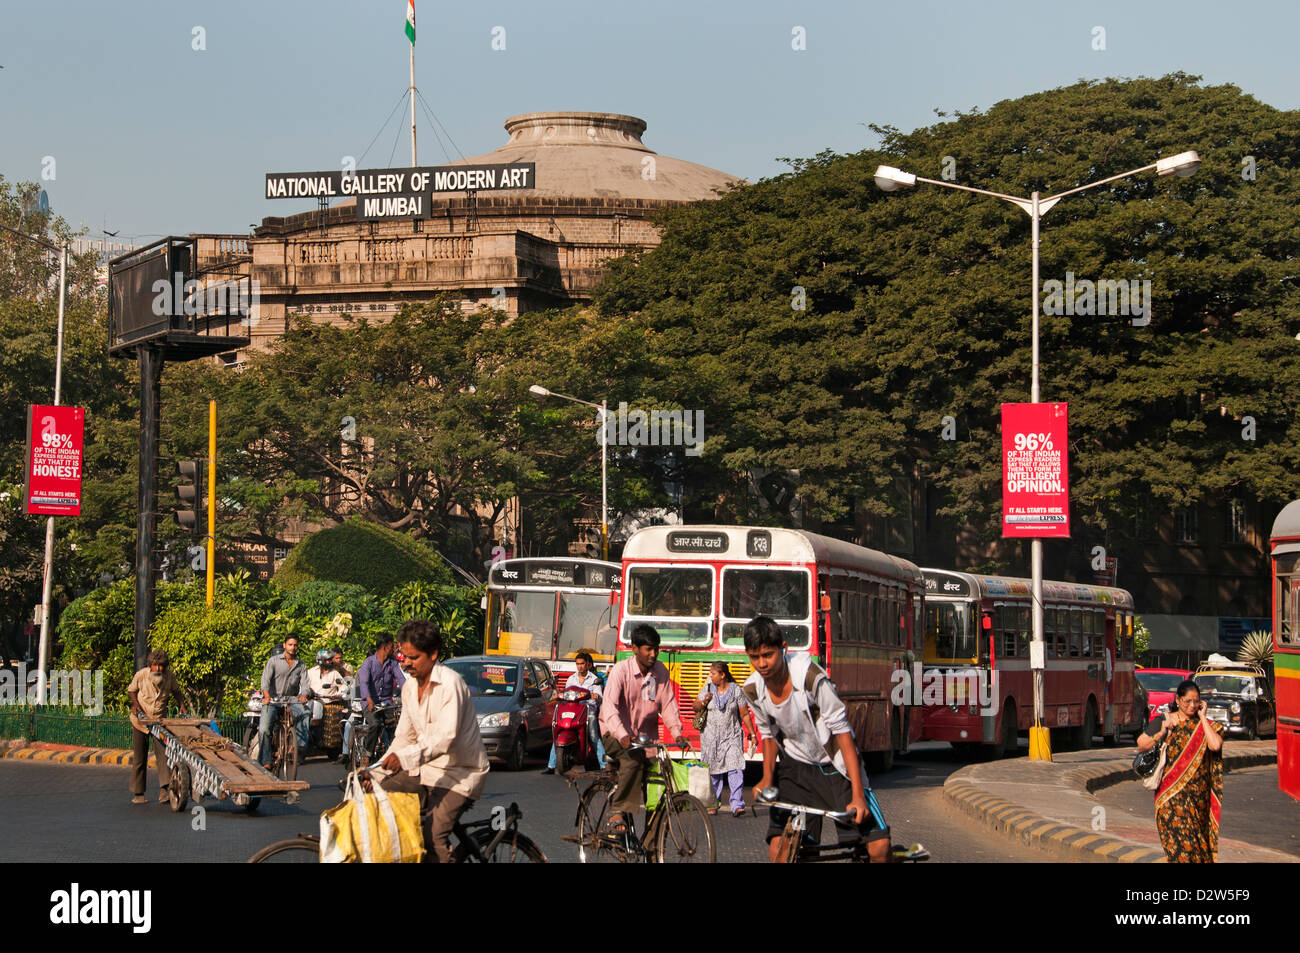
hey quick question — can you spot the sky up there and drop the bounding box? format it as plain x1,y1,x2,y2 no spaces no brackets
2,0,1297,241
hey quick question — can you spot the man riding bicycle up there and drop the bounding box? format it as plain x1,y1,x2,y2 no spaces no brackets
597,624,686,833
258,635,311,769
365,619,489,863
356,635,406,764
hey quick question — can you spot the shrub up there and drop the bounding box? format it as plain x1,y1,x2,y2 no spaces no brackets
273,519,453,594
149,592,264,717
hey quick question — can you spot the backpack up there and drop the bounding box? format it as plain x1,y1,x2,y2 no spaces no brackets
742,661,838,762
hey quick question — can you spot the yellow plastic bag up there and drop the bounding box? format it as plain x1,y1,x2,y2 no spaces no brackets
320,772,425,863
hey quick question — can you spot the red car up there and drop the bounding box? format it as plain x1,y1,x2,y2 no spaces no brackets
1135,668,1194,723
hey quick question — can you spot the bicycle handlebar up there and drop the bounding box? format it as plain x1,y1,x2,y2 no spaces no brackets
757,788,854,823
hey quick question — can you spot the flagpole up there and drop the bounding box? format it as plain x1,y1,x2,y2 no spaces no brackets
409,12,417,167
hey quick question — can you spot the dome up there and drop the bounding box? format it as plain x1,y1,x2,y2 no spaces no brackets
448,111,743,203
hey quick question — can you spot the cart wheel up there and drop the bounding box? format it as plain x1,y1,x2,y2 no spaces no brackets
170,763,191,813
244,797,261,814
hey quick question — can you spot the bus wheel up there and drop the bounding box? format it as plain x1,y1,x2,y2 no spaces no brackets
1076,703,1097,750
867,746,894,773
951,742,978,762
998,702,1018,758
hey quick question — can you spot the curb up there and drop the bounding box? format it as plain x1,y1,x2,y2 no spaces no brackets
0,740,145,767
943,746,1278,864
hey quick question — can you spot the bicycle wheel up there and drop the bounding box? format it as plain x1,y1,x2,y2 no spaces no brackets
576,776,624,863
248,836,319,863
655,792,716,863
453,827,547,863
275,714,298,781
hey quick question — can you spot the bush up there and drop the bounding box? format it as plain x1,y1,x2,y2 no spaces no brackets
273,519,453,594
149,591,264,717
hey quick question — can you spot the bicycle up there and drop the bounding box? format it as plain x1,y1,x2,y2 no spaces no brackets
566,736,715,863
347,701,400,774
243,696,306,782
247,799,546,863
757,787,930,863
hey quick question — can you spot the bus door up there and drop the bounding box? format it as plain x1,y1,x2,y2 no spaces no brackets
1102,609,1117,736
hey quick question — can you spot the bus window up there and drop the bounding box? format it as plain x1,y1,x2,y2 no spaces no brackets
624,566,713,645
997,604,1016,658
557,591,617,659
1277,553,1300,645
925,602,974,661
1070,609,1083,658
1017,606,1031,658
494,590,556,656
1045,608,1057,658
720,568,811,648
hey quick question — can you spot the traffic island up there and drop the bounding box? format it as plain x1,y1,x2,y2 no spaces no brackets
943,741,1291,862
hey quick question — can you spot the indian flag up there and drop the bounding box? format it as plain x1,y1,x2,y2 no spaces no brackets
405,0,415,44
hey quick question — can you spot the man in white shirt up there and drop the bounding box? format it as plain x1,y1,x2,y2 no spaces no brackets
367,619,489,863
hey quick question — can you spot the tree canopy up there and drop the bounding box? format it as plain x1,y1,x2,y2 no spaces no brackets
593,74,1300,556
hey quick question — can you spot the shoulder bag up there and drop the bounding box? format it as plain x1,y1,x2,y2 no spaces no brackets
1133,740,1167,790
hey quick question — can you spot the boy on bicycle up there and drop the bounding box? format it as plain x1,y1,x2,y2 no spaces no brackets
742,615,891,863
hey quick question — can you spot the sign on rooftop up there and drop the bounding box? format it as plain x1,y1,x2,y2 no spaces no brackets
264,163,536,220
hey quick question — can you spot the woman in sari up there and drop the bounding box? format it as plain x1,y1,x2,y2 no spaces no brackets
1137,679,1225,862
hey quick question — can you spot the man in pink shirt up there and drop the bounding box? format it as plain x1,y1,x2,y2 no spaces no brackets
598,624,685,831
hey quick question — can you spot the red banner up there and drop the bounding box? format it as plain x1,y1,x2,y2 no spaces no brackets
24,405,86,516
1001,402,1069,538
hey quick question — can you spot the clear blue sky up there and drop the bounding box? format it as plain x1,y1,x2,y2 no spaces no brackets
3,0,1296,241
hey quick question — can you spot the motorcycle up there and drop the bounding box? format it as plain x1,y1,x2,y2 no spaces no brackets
552,686,597,774
241,687,349,764
346,699,401,773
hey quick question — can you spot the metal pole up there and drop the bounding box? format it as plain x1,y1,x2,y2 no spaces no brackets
134,345,163,669
409,42,417,167
206,400,216,608
600,399,608,561
34,243,67,705
1028,191,1050,762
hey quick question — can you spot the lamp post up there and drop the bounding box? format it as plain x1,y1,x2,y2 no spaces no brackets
875,150,1199,761
0,220,70,705
530,384,609,560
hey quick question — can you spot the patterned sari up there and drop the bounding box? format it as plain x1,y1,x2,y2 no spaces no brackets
1154,717,1225,863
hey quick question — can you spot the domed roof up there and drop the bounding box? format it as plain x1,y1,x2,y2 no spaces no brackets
449,111,743,203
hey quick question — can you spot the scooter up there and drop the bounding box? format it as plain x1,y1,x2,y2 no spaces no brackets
552,686,596,774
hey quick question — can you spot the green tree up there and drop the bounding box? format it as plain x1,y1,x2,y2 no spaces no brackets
593,75,1300,558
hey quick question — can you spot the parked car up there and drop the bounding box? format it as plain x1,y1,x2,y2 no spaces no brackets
443,656,558,770
1194,660,1276,740
1135,668,1194,723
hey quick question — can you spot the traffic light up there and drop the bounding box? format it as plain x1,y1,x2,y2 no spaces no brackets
176,460,205,536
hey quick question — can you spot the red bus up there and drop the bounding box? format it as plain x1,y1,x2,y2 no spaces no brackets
617,525,926,768
918,569,1138,757
1269,501,1300,801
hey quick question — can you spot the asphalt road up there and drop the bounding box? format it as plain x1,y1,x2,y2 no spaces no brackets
0,743,1048,863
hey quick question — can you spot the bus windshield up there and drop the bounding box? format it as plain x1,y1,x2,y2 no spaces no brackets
720,567,811,648
488,590,556,656
925,602,976,661
624,566,713,645
558,591,617,659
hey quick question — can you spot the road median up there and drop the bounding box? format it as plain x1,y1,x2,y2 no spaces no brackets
943,740,1285,863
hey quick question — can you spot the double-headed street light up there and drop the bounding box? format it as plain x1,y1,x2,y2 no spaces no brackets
875,150,1199,761
529,384,609,560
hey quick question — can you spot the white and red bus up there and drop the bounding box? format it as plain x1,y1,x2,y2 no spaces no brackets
618,525,926,767
483,557,620,683
919,569,1138,756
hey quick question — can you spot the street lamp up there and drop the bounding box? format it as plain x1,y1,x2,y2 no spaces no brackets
0,219,69,706
530,384,609,560
875,150,1199,761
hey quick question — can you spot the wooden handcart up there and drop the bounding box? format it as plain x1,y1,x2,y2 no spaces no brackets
150,718,309,814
